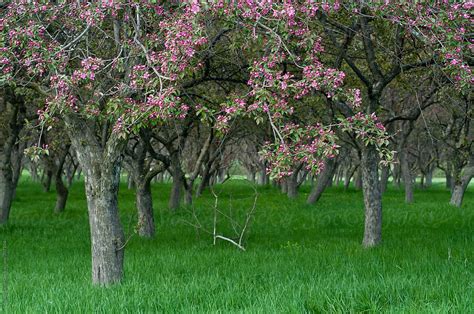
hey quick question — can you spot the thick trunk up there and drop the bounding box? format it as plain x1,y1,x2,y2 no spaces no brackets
0,167,14,224
136,181,155,237
401,151,414,203
361,145,382,248
84,166,125,285
450,166,473,207
64,114,126,285
307,158,336,204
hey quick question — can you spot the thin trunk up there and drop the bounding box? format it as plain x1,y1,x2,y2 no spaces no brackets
401,151,414,203
445,164,453,190
43,169,53,193
425,168,433,188
54,150,69,214
307,158,336,204
361,145,382,248
380,165,389,194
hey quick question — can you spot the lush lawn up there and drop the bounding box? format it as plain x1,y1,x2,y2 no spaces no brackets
1,178,473,313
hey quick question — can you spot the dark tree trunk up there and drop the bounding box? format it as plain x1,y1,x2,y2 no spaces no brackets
354,168,363,190
43,169,53,193
400,150,414,203
196,167,211,196
136,181,155,237
445,164,453,190
361,145,382,248
184,183,193,206
307,158,336,204
0,164,14,224
54,149,69,214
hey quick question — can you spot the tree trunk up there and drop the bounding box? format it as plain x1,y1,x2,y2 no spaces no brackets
54,149,69,214
361,145,382,248
425,168,433,188
281,179,288,194
43,169,53,193
380,165,389,194
184,184,193,206
286,175,298,198
84,164,125,285
400,151,414,203
354,168,363,190
64,114,126,285
136,181,155,237
0,165,14,224
258,162,269,185
450,165,473,207
445,164,453,190
307,158,336,204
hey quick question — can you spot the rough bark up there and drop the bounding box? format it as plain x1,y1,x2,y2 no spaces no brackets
307,158,336,204
84,163,125,285
361,145,382,248
0,90,22,224
65,114,126,285
450,164,473,207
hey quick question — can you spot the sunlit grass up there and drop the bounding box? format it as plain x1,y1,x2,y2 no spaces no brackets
1,177,473,313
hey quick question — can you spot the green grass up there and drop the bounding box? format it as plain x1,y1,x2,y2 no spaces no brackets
1,178,473,313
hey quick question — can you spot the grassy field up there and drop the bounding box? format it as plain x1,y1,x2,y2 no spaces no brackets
1,178,473,313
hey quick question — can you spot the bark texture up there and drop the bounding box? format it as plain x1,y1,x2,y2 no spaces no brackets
307,158,336,204
361,145,382,248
